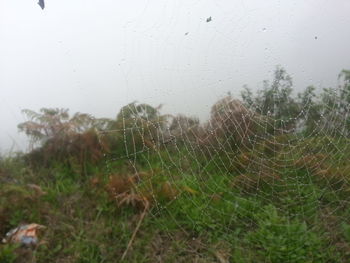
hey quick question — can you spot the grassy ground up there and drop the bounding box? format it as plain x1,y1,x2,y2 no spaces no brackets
1,136,350,262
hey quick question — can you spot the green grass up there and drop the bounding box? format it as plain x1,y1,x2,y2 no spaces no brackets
1,137,350,262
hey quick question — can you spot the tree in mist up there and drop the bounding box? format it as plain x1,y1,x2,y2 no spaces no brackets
241,66,299,132
297,85,322,135
241,67,350,137
17,67,350,167
168,114,201,145
18,108,110,167
108,102,168,154
18,108,109,146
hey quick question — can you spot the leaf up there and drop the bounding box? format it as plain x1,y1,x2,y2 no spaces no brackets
182,185,198,195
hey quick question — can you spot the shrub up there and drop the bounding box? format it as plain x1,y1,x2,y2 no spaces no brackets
247,205,335,262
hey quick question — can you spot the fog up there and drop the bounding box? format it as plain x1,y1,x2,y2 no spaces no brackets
1,0,350,153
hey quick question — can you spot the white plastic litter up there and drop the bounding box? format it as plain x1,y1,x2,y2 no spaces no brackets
2,224,46,246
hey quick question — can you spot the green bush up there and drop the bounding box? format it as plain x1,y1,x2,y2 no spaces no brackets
247,205,335,262
0,244,18,263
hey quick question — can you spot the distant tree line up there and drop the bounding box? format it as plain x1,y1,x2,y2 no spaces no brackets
18,67,350,168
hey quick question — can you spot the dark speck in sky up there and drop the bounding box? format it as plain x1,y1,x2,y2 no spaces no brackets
206,16,212,23
38,0,45,10
315,36,318,39
185,32,189,35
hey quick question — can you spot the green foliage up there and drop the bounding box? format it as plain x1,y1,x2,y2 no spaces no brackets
241,67,350,138
105,102,168,158
242,66,299,131
5,67,350,261
247,205,333,262
342,223,350,243
0,244,18,263
298,85,322,135
0,183,45,227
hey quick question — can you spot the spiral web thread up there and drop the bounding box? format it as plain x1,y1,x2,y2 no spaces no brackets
97,87,350,258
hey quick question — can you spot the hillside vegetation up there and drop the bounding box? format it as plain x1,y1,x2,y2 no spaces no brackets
1,67,350,262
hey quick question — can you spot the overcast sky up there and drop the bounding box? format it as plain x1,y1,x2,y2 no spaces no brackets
1,0,350,153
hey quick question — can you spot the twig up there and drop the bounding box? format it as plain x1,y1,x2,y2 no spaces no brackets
121,199,149,261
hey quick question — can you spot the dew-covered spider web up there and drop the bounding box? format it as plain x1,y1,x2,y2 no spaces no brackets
96,71,350,261
3,1,350,262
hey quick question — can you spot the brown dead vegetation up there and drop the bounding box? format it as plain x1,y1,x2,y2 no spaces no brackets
294,154,350,190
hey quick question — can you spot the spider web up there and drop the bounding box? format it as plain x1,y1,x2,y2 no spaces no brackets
96,81,350,260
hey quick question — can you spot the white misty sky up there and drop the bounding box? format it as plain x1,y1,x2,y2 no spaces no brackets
0,0,350,152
